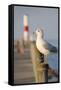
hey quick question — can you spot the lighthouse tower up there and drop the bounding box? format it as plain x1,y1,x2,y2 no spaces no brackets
23,15,29,43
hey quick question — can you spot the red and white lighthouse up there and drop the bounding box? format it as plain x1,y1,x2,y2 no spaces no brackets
23,15,29,42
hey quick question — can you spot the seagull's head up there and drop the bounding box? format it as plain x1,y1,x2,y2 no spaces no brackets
35,28,44,38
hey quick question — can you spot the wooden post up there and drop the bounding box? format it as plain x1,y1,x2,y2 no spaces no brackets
30,41,48,83
37,63,48,83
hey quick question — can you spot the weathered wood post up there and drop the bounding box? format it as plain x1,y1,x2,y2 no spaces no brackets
30,41,48,83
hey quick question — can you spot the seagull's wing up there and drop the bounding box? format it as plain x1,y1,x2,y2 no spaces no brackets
42,40,49,50
43,40,57,53
43,43,49,50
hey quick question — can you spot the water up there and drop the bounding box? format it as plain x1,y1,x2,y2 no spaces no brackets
47,39,58,72
48,54,58,71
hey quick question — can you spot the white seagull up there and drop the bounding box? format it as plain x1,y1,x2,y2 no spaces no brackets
35,28,57,63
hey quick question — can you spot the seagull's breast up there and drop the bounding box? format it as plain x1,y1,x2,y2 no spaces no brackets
36,39,44,48
36,39,49,55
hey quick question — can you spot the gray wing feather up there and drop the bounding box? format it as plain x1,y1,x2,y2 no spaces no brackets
43,40,57,53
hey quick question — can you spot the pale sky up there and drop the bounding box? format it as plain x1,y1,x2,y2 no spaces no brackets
14,6,58,46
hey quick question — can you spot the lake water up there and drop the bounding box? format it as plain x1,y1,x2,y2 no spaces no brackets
47,39,58,73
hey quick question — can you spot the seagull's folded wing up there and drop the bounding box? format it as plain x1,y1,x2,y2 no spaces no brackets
44,41,57,53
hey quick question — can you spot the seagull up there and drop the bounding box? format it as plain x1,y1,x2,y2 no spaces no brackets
35,28,57,63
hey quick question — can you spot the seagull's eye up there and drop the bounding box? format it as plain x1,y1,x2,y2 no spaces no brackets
38,30,39,32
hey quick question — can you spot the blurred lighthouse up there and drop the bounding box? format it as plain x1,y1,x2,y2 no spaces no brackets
23,15,29,45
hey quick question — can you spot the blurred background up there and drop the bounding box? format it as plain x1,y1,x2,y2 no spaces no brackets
14,6,59,84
